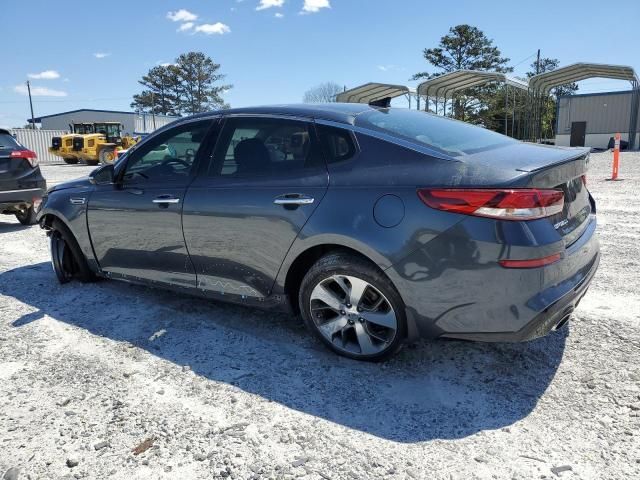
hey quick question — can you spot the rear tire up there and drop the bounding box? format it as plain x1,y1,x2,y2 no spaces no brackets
299,252,406,362
63,157,79,165
15,206,37,225
49,219,96,283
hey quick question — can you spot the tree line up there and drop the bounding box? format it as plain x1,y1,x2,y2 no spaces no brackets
131,52,231,116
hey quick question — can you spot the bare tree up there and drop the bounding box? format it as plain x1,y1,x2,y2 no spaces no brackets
303,82,343,103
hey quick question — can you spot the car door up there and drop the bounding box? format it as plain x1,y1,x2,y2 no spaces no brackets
87,119,216,288
182,115,329,299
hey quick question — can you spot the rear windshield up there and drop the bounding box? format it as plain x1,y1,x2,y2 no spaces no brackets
355,108,516,157
0,133,20,149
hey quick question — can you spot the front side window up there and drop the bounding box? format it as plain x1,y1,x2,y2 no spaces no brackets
210,117,323,177
122,121,211,182
355,108,516,157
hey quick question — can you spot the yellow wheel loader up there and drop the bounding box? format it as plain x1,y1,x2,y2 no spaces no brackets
49,122,139,166
49,123,95,164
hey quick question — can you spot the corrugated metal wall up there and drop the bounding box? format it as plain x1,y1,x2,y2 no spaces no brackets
134,114,176,134
556,91,640,135
11,129,68,164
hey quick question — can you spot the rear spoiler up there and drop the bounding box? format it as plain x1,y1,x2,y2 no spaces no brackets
369,97,392,108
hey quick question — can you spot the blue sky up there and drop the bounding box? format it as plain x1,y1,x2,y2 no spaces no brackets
2,0,639,127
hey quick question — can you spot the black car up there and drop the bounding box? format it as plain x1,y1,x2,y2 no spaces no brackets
37,104,599,361
0,128,47,225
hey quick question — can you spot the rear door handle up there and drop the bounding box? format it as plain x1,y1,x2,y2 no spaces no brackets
274,194,315,206
152,195,180,204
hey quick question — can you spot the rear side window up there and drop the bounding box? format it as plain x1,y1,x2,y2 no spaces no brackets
210,117,324,177
355,108,516,157
316,124,356,163
0,133,20,149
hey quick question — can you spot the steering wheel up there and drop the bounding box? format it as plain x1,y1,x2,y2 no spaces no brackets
160,158,191,169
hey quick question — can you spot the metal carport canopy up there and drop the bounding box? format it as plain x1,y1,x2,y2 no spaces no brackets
336,83,411,104
528,62,639,93
417,70,528,98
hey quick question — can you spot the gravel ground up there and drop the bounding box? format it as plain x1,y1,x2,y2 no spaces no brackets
1,152,639,480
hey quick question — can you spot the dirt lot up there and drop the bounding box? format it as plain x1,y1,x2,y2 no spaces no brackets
1,152,639,480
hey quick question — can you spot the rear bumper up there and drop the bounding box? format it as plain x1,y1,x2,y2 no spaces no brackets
388,214,600,343
442,249,599,342
0,186,47,210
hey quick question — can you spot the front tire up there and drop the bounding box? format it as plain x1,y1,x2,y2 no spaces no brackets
49,220,96,284
15,206,37,225
299,252,406,361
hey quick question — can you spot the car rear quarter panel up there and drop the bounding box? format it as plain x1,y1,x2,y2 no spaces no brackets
278,131,599,340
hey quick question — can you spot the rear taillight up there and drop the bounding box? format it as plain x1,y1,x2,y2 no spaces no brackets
417,188,564,221
11,149,38,168
499,253,562,269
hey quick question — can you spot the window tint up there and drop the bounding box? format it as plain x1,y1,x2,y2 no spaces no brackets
211,117,323,177
123,121,210,182
0,133,20,149
316,124,356,163
355,108,516,157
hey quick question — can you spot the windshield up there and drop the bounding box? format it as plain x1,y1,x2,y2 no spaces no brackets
355,108,517,157
73,124,94,134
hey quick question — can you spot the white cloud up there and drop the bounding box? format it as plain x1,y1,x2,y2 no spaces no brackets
302,0,330,13
14,84,67,97
376,64,404,72
27,70,60,80
158,62,176,67
257,0,284,10
275,12,284,18
177,21,194,32
93,52,111,59
194,23,231,35
167,9,197,22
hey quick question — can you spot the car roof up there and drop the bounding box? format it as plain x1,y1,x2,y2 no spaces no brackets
189,103,377,125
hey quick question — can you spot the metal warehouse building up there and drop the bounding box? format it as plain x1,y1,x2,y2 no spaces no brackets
555,90,640,149
30,109,178,136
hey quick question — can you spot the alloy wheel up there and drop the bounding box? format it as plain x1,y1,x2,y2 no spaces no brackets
309,274,398,356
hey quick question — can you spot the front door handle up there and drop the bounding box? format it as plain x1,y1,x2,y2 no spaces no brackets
274,194,315,206
152,195,180,205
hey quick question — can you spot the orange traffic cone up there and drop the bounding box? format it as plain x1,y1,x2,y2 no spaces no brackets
608,133,621,181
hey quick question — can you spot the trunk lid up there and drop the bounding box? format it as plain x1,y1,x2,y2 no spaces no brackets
463,142,592,246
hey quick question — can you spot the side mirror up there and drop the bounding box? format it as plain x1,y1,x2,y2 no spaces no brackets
89,164,115,185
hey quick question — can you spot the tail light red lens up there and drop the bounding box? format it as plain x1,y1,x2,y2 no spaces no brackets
417,188,565,221
11,149,38,168
499,253,562,269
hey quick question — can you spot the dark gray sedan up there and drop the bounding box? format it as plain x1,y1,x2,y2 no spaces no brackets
37,104,600,361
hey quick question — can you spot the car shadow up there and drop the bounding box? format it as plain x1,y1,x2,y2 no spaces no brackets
0,220,33,233
1,262,568,443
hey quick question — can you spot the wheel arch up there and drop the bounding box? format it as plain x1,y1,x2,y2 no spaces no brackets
282,241,394,315
38,206,100,274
